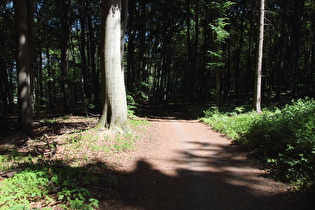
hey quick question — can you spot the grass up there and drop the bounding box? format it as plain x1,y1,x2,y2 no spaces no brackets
0,114,149,209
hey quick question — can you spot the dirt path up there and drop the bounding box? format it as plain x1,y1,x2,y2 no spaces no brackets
98,107,311,210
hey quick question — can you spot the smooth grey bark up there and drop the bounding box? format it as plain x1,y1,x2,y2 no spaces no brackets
98,0,129,133
15,0,34,132
253,0,265,113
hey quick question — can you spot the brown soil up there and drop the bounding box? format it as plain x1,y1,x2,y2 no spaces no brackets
96,106,313,210
0,106,313,209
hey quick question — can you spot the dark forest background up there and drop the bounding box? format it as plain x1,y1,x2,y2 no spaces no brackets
1,0,314,116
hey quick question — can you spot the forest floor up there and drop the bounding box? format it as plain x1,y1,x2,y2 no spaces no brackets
96,105,313,210
0,105,314,209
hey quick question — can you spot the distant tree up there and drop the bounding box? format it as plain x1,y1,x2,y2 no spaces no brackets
253,0,265,113
14,0,34,132
98,0,130,133
208,1,234,106
59,0,71,113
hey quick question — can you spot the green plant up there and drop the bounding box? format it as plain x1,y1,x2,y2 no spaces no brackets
66,134,82,144
203,105,220,118
0,164,99,209
244,98,315,186
112,134,136,152
202,98,315,188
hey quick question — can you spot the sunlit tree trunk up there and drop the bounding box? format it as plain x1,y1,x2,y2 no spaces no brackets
14,0,34,132
98,0,129,133
254,0,265,113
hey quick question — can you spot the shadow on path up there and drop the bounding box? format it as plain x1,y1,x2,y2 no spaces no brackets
95,155,312,210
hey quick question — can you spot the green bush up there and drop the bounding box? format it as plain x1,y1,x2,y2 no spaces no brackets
244,98,315,186
202,98,315,187
201,105,258,141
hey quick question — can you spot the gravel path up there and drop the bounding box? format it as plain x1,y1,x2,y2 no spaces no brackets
98,107,312,210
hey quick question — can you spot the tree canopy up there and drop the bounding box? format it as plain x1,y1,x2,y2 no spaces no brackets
0,0,315,129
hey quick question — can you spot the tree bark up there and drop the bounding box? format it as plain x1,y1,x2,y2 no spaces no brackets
253,0,265,113
98,0,129,133
14,0,34,132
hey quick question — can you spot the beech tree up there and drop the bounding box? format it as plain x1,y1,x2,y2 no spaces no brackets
14,0,34,132
98,0,129,133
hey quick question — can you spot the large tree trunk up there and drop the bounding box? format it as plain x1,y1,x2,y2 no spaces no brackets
253,0,265,113
98,0,129,133
14,0,34,132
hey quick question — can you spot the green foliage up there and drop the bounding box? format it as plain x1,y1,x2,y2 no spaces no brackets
207,1,234,71
210,18,230,43
112,134,137,152
202,105,258,140
244,98,315,186
207,50,226,70
202,98,315,187
0,164,99,209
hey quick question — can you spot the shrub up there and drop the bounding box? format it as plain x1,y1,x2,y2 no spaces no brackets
202,98,315,187
244,98,315,186
201,105,258,141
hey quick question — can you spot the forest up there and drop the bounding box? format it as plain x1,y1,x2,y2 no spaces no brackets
0,0,315,209
1,0,314,120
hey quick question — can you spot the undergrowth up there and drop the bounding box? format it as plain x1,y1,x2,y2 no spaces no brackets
0,162,99,209
0,114,148,209
201,98,315,188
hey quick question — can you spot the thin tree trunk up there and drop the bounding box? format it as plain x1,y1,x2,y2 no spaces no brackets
215,69,220,106
60,0,71,113
254,0,265,113
190,2,199,103
0,55,9,116
276,2,288,99
86,0,100,111
291,0,304,98
45,43,53,108
185,0,192,100
79,3,91,102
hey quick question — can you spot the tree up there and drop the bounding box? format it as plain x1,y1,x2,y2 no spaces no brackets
60,0,71,113
253,0,265,113
208,1,234,106
14,0,34,132
98,0,129,133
